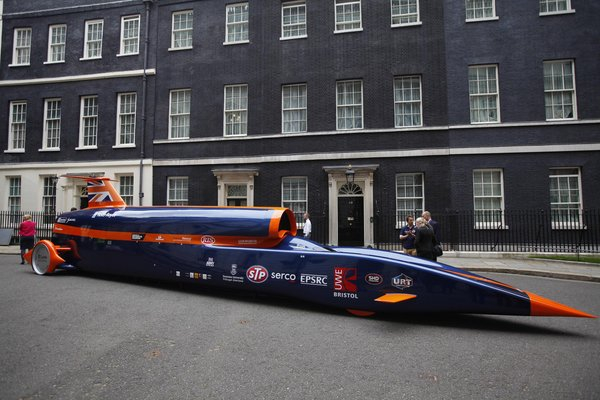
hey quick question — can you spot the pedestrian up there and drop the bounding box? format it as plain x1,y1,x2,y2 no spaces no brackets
303,212,312,239
399,215,417,256
19,214,36,264
422,211,441,243
414,217,436,261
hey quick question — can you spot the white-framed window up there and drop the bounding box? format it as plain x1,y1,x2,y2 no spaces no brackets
79,96,98,148
169,89,191,139
171,10,193,50
83,19,103,59
465,0,497,22
43,98,61,150
224,84,248,136
394,75,422,127
544,60,576,121
119,175,135,206
281,1,307,39
47,24,67,63
282,84,307,133
42,176,57,217
8,101,27,151
11,28,32,66
168,177,189,206
116,93,137,146
282,176,308,227
550,168,583,229
120,15,140,55
225,3,249,44
473,169,505,229
336,80,363,130
8,177,22,214
540,0,574,15
396,173,424,228
469,65,500,124
391,0,421,26
226,184,248,206
335,0,362,32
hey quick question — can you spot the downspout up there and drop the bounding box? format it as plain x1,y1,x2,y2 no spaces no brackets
139,0,153,205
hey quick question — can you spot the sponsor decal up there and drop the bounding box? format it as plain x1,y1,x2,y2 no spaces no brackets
392,274,413,290
222,275,244,283
155,235,164,241
238,239,258,245
231,264,238,275
206,257,215,268
57,217,67,224
91,210,116,219
333,292,358,299
201,235,216,245
176,271,181,277
365,273,383,285
300,274,328,287
270,272,297,282
246,265,269,283
333,267,357,298
131,233,145,241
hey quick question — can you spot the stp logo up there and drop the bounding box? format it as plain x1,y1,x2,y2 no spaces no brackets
201,235,216,245
246,265,269,283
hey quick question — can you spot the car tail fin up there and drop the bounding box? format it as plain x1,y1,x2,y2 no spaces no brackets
64,175,126,208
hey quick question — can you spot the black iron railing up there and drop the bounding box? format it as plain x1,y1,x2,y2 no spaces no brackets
3,209,599,254
374,209,600,253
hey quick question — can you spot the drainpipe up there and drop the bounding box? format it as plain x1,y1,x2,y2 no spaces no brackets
139,0,153,205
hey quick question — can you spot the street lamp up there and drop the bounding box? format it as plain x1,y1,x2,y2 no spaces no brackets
345,165,355,184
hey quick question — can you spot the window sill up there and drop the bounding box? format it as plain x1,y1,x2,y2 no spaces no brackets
391,21,422,28
167,137,190,142
168,47,193,52
540,10,575,17
334,28,363,34
4,149,25,153
43,60,65,65
79,56,102,61
280,35,308,41
75,146,98,150
546,117,577,122
8,63,30,68
38,148,60,152
112,144,136,149
466,16,499,23
117,52,139,57
470,120,501,125
223,40,250,46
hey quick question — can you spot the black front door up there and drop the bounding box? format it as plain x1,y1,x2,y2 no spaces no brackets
338,197,364,246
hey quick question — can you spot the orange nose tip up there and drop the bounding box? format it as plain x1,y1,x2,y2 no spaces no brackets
525,291,597,318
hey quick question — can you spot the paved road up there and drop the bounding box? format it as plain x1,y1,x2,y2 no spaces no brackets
1,255,598,400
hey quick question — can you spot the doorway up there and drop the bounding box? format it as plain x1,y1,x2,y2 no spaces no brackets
337,183,364,246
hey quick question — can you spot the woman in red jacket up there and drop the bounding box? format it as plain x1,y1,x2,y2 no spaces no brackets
19,214,36,264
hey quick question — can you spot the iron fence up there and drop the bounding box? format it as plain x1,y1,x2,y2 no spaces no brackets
374,209,600,254
3,209,599,254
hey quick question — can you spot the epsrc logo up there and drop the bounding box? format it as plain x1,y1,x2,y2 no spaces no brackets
246,265,269,283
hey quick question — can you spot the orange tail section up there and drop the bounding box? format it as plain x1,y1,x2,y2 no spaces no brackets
63,176,126,208
525,291,597,318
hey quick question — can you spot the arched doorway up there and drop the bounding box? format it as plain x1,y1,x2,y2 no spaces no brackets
337,182,364,246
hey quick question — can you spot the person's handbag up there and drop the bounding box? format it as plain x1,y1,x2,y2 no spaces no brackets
433,244,443,257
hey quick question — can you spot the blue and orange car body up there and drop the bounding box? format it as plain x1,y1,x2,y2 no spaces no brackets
25,176,596,319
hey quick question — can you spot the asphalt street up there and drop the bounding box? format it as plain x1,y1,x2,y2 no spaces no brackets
1,254,598,400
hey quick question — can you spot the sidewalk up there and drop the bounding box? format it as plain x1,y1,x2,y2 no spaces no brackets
2,245,598,282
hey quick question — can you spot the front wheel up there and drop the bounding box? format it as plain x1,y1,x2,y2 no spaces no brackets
30,240,64,275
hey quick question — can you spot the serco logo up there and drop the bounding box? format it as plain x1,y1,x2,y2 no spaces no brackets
246,265,269,283
201,235,216,245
